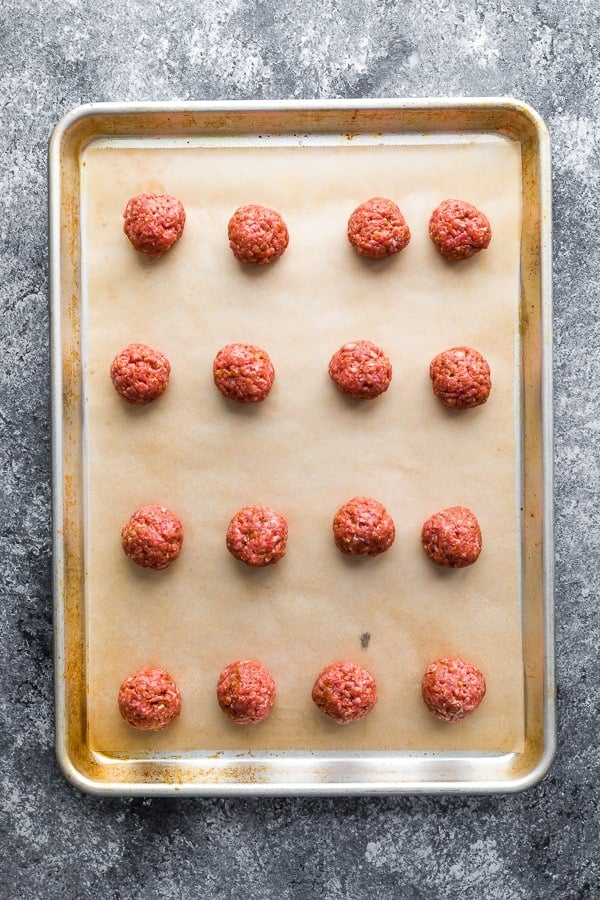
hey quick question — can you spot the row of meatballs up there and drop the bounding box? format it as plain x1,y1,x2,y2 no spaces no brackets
123,193,492,263
111,340,492,408
121,501,483,570
118,657,487,732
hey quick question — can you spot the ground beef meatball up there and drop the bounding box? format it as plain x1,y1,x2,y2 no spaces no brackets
421,506,482,568
430,346,491,409
428,199,491,261
216,659,276,725
118,666,182,731
110,342,171,405
312,661,378,725
121,504,184,570
333,496,395,557
421,657,486,722
347,197,411,259
228,204,289,264
213,343,275,403
226,505,288,567
328,340,392,399
123,193,186,257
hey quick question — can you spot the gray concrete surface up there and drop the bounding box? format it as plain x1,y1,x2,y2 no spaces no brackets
1,1,598,897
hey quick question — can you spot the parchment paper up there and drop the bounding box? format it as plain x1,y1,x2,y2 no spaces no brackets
82,136,524,753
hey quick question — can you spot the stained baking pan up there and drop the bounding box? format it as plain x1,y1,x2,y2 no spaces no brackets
49,99,554,795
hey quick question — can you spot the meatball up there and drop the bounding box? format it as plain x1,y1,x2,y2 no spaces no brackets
430,346,491,409
123,193,186,257
328,340,392,399
121,504,184,570
347,197,411,259
421,657,486,722
213,343,275,403
110,342,171,405
333,496,395,557
118,666,181,731
226,505,288,567
428,199,491,261
421,506,482,568
312,661,378,725
228,204,289,264
216,659,276,725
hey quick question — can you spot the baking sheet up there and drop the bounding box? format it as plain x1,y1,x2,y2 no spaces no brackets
82,136,524,754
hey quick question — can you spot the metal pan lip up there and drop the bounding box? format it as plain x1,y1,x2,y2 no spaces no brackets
49,97,554,795
49,95,552,137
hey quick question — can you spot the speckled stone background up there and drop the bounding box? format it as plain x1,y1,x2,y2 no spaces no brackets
1,1,598,897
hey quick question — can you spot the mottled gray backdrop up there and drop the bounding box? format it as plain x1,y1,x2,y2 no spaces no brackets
1,1,598,898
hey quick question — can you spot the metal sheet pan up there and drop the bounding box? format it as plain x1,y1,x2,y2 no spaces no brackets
49,99,554,795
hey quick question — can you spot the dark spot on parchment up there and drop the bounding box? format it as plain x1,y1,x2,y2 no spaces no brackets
360,632,371,649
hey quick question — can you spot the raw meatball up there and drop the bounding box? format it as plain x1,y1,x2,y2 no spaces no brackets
226,505,288,567
121,504,184,570
110,342,171,405
421,657,486,722
312,661,378,725
347,197,411,259
123,193,186,257
428,199,491,261
216,659,276,725
430,346,491,409
421,506,482,568
213,343,275,403
118,666,181,731
333,496,395,557
328,340,392,399
228,204,289,264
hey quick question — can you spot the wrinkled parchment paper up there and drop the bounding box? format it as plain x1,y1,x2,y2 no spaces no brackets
82,135,524,753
